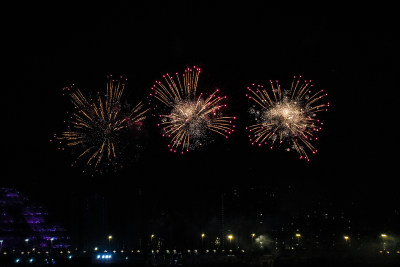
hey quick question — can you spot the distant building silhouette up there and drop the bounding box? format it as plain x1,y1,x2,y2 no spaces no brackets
69,192,108,250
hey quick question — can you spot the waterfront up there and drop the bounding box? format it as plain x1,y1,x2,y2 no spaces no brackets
1,249,399,266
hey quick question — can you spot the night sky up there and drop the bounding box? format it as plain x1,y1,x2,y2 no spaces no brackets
6,3,399,237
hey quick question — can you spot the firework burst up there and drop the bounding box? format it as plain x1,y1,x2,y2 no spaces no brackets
245,75,329,161
53,76,148,171
150,66,236,153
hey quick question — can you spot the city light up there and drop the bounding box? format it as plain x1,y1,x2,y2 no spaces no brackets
0,192,398,264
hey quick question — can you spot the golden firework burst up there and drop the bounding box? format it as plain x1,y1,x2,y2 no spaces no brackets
246,75,329,161
150,66,236,153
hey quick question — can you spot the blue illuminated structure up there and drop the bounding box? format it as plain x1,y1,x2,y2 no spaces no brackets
95,253,113,263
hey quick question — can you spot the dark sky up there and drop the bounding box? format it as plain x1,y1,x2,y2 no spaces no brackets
6,3,399,226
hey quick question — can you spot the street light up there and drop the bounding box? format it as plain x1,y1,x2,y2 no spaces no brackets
108,235,112,248
344,236,349,246
228,235,233,249
0,240,3,250
25,238,29,249
381,234,387,250
201,233,205,250
150,234,155,249
251,233,256,243
295,233,301,246
50,238,54,248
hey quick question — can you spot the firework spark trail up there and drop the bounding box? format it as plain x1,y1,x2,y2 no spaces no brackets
245,75,329,161
54,76,148,169
150,66,236,153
